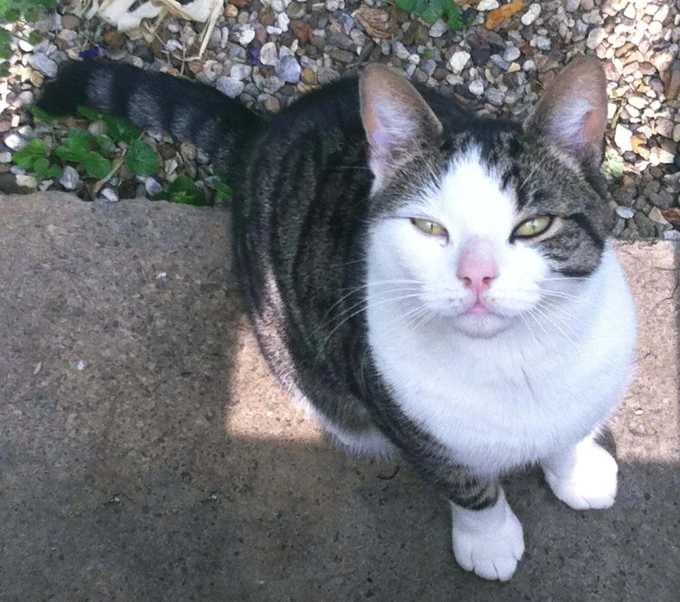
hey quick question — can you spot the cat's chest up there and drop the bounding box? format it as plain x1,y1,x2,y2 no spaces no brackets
369,319,629,477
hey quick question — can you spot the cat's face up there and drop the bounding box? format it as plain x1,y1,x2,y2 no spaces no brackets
361,58,609,338
368,144,604,338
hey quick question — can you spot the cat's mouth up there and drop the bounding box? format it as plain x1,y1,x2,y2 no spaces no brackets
465,301,490,316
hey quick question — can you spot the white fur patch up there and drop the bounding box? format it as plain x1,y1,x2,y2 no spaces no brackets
542,436,618,510
366,149,637,477
451,491,525,581
319,417,397,459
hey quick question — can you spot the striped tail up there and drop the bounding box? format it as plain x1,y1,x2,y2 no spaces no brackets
36,60,262,165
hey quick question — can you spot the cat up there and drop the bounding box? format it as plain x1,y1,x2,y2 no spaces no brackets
37,55,637,581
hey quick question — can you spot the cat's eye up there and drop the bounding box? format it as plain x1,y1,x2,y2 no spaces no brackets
411,218,447,237
513,216,553,239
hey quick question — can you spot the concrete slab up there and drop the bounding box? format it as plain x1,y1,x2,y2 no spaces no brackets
0,192,678,602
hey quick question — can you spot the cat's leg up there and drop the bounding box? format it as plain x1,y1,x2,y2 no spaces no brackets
541,433,618,510
449,483,525,582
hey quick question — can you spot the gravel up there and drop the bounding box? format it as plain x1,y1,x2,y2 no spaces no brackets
58,166,80,191
0,0,677,241
29,53,58,77
4,133,27,152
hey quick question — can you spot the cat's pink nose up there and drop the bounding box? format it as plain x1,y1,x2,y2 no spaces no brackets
456,238,499,296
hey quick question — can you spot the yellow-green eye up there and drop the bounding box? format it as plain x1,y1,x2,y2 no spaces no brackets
513,216,553,239
411,218,447,237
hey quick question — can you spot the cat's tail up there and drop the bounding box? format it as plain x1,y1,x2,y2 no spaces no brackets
36,60,262,164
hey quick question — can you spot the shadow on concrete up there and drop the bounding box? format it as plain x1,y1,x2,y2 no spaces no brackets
1,438,679,601
0,195,678,602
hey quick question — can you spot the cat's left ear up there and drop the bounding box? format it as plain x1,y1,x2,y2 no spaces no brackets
524,56,608,170
360,65,443,190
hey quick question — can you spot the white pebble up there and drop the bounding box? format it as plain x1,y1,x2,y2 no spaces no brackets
477,0,499,10
429,19,447,38
469,79,485,96
449,51,470,74
502,47,521,62
4,133,27,151
230,63,252,81
59,165,80,191
101,188,119,203
238,27,255,46
521,4,541,26
260,42,279,66
144,177,163,197
277,13,290,32
393,42,410,60
216,76,244,99
586,27,607,50
533,36,551,51
29,53,58,78
615,206,635,219
614,124,633,152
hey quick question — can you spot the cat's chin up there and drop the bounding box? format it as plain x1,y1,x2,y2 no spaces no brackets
451,311,512,339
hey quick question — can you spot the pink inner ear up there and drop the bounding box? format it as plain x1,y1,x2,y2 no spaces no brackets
581,109,605,149
371,128,392,153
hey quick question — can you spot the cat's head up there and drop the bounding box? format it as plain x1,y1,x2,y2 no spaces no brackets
360,57,610,338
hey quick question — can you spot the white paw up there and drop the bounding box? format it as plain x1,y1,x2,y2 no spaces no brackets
543,439,618,510
450,495,525,582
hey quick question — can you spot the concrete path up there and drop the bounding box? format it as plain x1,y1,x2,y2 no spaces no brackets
1,193,678,602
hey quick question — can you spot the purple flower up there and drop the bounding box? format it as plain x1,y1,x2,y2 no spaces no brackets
247,48,260,66
79,46,102,59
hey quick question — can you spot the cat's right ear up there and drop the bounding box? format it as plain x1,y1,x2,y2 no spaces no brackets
524,56,608,171
360,65,443,191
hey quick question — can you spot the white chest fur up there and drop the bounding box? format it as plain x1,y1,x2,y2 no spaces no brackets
367,246,637,477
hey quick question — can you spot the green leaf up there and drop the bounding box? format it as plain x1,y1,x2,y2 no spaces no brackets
12,149,38,169
414,0,428,16
24,7,40,22
419,0,444,24
65,129,92,152
77,105,103,121
207,179,232,204
2,8,20,21
125,140,158,177
30,105,59,122
153,175,206,206
12,138,45,168
447,9,463,30
396,0,417,12
32,157,60,180
25,138,45,154
55,130,92,162
82,151,111,179
603,149,624,180
103,114,140,143
54,145,84,163
96,135,116,155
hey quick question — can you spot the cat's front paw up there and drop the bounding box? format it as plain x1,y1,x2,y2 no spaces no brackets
450,496,525,581
542,439,618,510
